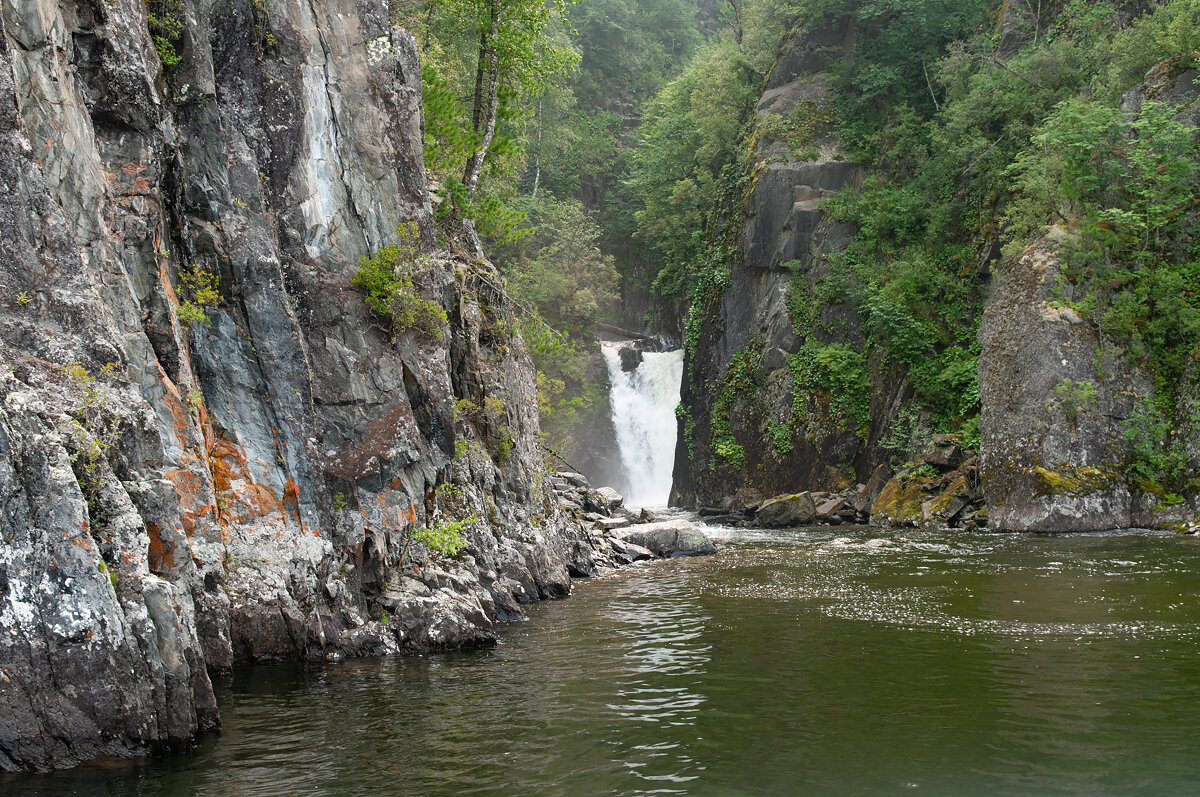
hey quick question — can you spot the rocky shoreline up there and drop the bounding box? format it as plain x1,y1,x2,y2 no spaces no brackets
693,435,986,532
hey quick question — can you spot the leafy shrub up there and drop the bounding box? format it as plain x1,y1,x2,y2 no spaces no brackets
1053,378,1097,427
147,0,186,68
177,265,220,328
352,224,447,337
411,516,477,557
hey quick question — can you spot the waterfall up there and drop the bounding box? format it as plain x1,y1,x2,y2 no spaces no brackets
600,342,684,507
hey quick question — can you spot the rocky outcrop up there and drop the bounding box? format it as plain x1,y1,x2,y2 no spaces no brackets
614,520,717,558
548,472,716,563
979,236,1199,532
0,0,630,772
754,493,817,528
670,21,911,509
978,63,1200,533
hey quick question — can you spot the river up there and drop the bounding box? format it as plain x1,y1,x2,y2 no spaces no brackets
7,523,1200,795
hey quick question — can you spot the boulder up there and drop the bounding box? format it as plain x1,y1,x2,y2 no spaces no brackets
555,471,590,488
923,436,964,470
615,520,717,558
618,346,643,372
815,497,850,520
754,493,817,528
595,516,632,532
585,486,624,514
855,465,891,514
610,538,656,562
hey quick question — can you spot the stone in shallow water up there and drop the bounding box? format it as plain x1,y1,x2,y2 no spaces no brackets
616,520,717,558
755,493,816,527
610,538,656,562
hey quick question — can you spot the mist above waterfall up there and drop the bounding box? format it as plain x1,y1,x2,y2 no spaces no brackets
600,343,684,507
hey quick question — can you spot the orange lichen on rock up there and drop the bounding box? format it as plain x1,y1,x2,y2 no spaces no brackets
146,522,177,574
163,467,214,538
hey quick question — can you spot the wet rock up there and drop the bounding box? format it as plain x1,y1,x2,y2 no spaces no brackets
615,520,717,558
610,538,656,562
754,493,817,528
815,497,850,520
618,346,643,372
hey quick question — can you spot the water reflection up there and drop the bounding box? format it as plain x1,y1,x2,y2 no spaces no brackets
7,527,1200,796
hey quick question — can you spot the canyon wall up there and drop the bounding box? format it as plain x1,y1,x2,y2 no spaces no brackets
672,10,1200,531
0,0,600,771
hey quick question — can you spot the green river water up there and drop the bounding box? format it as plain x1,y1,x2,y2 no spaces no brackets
7,524,1200,795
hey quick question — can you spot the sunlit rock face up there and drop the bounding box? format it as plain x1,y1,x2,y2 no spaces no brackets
0,0,597,771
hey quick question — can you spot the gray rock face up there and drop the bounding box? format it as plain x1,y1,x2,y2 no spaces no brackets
977,60,1200,533
978,235,1199,531
0,0,615,772
670,23,911,509
615,520,717,558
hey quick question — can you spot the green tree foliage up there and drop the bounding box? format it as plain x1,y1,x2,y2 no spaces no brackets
404,0,579,242
492,194,620,334
489,195,619,451
792,0,1200,443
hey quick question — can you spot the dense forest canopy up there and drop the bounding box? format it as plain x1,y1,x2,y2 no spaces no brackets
402,0,1200,480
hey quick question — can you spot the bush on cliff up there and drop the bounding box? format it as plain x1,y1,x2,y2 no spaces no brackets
352,223,448,337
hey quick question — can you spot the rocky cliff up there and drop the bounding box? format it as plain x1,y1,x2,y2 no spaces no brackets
0,0,608,772
671,20,902,508
979,62,1200,531
671,9,1199,532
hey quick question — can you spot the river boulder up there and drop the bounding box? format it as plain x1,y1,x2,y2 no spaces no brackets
615,520,717,558
754,493,817,528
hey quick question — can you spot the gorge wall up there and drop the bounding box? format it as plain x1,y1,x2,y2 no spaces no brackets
0,0,604,771
671,5,1200,532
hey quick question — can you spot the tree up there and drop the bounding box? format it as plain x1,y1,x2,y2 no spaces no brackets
434,0,580,250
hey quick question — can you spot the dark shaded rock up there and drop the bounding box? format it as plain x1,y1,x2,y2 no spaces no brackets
610,538,656,562
618,346,643,372
815,497,850,520
923,437,964,470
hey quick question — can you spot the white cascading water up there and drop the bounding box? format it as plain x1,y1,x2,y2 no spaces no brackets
600,342,685,507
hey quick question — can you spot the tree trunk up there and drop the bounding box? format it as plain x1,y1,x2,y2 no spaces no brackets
471,28,487,132
462,0,501,254
531,97,542,198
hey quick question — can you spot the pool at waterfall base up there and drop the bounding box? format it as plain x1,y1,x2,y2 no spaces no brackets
7,523,1200,796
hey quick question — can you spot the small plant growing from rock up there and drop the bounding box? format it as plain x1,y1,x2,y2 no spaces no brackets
97,560,118,587
1053,378,1097,428
63,362,121,517
177,265,220,328
16,291,31,307
411,517,475,557
146,0,186,68
351,222,446,337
